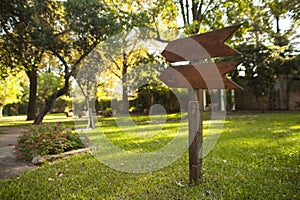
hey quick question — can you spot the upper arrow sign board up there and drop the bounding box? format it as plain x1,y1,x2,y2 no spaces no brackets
161,25,241,63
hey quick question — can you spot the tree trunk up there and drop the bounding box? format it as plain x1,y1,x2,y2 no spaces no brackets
121,78,129,114
34,77,69,124
276,15,280,33
0,106,3,118
121,52,129,114
179,0,187,24
25,68,38,121
86,98,95,129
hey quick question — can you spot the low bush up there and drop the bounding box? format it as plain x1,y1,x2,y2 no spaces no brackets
16,123,85,160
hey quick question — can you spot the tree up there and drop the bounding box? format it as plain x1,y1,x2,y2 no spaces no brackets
100,29,159,113
99,0,178,114
229,0,300,111
0,0,47,120
235,44,277,112
0,71,24,118
31,0,120,124
0,0,120,124
75,50,102,129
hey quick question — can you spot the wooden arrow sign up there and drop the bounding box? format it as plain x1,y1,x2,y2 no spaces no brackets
158,25,244,185
158,61,242,89
161,25,241,63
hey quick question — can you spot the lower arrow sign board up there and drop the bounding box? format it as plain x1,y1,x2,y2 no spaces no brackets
159,61,242,89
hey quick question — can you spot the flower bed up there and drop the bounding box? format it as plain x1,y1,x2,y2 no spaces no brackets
16,123,85,161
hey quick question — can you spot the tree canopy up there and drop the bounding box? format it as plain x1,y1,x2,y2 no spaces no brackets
0,0,299,120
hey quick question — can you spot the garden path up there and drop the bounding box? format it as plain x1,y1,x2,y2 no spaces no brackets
0,127,36,180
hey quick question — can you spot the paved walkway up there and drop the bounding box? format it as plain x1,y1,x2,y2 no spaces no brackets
0,127,37,180
0,128,22,148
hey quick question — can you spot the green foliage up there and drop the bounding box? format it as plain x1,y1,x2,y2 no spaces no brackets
131,83,187,112
0,71,24,117
232,41,300,111
0,112,299,199
105,0,178,33
37,72,64,105
16,123,85,161
286,0,300,20
0,76,22,106
52,95,72,113
237,44,274,92
95,98,112,112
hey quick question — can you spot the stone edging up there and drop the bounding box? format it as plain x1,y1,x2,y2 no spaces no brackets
32,147,93,165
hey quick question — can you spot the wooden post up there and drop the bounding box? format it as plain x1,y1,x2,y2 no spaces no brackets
188,89,203,185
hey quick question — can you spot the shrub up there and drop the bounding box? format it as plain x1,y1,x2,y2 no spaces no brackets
16,123,85,160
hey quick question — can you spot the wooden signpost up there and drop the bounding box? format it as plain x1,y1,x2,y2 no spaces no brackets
159,25,242,185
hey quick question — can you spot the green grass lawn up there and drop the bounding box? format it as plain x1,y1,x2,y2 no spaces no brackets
0,112,299,199
0,114,76,128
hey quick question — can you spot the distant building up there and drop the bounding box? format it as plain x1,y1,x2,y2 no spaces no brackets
235,77,300,111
